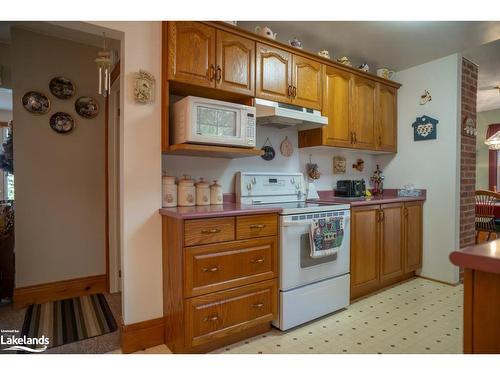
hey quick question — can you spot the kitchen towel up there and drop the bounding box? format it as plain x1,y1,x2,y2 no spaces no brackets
309,216,344,258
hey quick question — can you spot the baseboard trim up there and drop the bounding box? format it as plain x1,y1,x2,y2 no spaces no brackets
417,275,461,287
13,274,107,309
121,317,165,354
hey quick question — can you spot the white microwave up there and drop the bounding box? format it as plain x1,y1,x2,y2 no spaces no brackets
173,96,256,148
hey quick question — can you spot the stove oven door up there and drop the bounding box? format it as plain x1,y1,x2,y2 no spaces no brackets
280,210,350,291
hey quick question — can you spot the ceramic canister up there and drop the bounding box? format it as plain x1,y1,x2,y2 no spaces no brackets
162,173,177,207
210,179,223,205
177,175,196,207
195,178,210,206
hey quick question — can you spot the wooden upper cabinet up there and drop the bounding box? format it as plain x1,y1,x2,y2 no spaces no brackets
380,203,404,282
352,76,377,149
256,43,292,104
350,205,380,300
405,201,423,272
292,55,322,110
167,22,216,87
322,65,352,147
378,84,397,152
216,31,255,96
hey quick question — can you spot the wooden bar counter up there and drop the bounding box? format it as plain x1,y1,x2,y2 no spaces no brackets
450,239,500,353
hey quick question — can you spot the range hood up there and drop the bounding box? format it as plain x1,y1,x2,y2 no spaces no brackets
255,98,328,130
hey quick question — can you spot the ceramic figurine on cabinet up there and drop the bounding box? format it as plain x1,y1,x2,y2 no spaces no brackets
318,50,330,59
288,37,303,49
254,26,277,40
337,56,352,67
370,164,384,196
358,63,370,72
134,70,155,104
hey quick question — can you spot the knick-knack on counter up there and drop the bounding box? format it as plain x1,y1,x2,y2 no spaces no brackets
195,178,210,206
162,172,177,208
210,180,223,205
370,164,384,196
178,175,195,207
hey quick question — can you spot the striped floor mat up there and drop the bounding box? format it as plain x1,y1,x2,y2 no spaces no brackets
21,294,117,349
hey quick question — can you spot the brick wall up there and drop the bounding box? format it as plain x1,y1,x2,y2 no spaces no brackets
460,57,478,248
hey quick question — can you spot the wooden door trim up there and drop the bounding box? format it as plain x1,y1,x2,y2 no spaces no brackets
121,317,165,353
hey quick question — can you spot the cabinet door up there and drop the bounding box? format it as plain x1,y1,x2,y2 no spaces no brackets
216,31,255,96
405,201,423,272
167,21,216,87
256,43,292,104
322,65,353,148
352,76,377,150
351,205,380,300
292,55,322,110
378,84,397,152
380,203,405,282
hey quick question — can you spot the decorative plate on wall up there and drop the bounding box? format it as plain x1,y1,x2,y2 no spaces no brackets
49,76,75,99
50,112,75,134
75,96,99,119
22,91,50,115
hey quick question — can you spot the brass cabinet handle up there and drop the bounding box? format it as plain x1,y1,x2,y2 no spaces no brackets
203,315,220,322
378,135,382,146
350,132,354,144
378,209,385,222
208,64,215,81
287,85,292,97
249,224,266,229
201,228,221,234
216,66,222,83
353,132,357,144
250,257,265,264
292,86,297,98
202,266,220,273
404,207,408,218
251,303,264,309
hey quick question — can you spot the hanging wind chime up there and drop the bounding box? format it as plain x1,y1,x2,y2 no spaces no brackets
95,32,112,97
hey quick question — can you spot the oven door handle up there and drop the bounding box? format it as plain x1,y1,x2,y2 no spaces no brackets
282,220,315,227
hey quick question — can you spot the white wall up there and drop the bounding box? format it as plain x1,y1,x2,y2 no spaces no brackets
162,126,378,194
11,29,106,287
476,109,500,190
88,21,163,325
376,54,461,284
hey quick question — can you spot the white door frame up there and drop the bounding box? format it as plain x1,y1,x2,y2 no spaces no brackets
108,78,121,293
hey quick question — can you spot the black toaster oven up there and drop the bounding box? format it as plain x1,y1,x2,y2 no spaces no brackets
335,180,366,197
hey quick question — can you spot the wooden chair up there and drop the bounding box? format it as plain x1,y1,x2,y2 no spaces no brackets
475,190,500,243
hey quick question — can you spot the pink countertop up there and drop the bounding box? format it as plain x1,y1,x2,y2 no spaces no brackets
159,203,282,219
315,189,426,206
450,239,500,275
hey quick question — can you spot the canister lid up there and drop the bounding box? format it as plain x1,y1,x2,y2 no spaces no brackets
210,179,221,188
178,175,194,186
195,177,210,187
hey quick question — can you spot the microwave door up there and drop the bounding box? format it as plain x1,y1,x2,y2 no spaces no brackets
193,103,244,147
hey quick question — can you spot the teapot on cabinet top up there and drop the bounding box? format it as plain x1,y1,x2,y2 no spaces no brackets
254,26,277,40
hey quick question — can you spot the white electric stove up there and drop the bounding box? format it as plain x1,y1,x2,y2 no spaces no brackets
236,172,351,330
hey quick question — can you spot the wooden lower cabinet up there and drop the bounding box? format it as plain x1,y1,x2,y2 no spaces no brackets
162,213,279,353
350,201,423,300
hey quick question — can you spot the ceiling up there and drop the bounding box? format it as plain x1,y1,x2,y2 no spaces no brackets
238,21,500,112
0,88,12,111
0,21,120,54
463,39,500,112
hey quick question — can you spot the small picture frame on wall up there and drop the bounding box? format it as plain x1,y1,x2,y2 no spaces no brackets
412,115,438,141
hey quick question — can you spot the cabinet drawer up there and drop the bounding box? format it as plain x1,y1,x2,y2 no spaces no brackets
236,214,278,240
184,217,235,246
186,279,277,348
185,237,277,297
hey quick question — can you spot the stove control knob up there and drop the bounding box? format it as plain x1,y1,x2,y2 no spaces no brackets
251,177,257,185
247,182,252,191
290,178,295,184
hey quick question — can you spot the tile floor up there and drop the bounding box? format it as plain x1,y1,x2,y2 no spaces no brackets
124,277,463,355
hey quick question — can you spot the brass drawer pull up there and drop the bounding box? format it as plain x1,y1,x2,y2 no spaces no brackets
201,228,221,234
250,257,265,264
202,266,220,273
292,86,297,98
251,303,264,309
249,224,266,229
216,66,222,83
208,64,215,81
203,315,220,322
